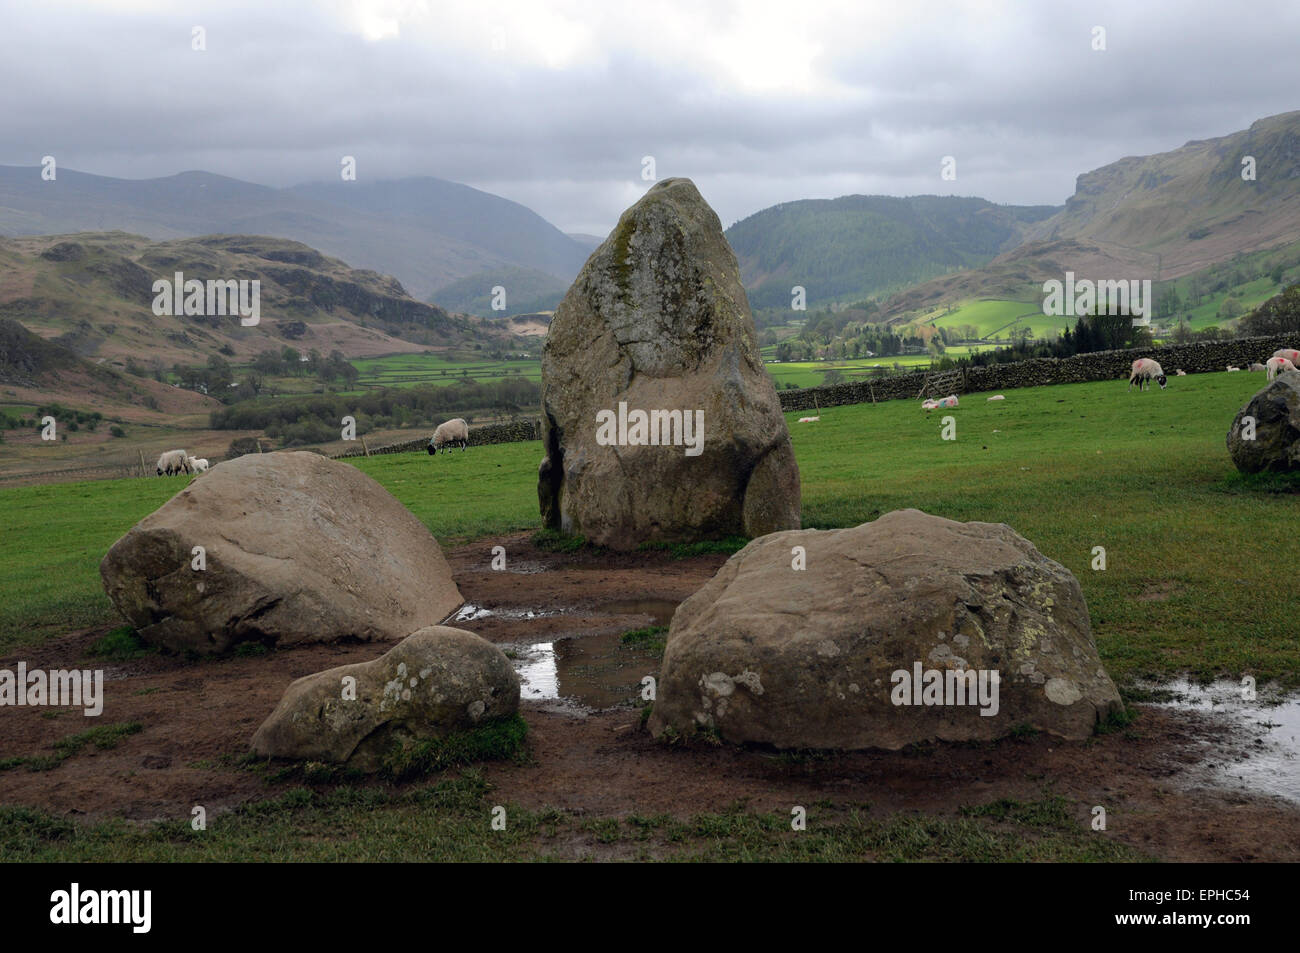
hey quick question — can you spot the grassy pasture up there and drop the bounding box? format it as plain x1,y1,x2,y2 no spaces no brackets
350,353,541,390
1,369,1295,863
1,370,1294,690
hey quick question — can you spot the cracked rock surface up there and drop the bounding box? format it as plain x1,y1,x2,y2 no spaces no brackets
648,508,1122,748
100,451,463,654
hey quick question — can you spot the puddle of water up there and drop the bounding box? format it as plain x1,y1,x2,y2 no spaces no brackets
509,631,663,710
1145,679,1300,805
503,599,678,710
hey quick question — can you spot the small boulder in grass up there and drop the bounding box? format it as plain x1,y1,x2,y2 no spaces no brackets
251,626,520,773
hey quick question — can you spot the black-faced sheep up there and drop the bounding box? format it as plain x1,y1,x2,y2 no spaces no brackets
427,418,469,454
1128,358,1167,391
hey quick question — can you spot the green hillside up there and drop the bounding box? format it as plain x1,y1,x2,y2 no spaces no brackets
431,266,569,317
724,195,1058,309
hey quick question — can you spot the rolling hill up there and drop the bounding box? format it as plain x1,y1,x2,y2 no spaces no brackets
431,265,571,317
0,232,518,371
724,194,1060,309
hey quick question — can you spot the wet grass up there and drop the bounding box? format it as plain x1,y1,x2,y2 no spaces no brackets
0,772,1151,862
0,721,142,773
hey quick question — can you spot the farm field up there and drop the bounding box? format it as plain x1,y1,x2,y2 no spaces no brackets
1,370,1297,862
350,352,542,389
762,350,978,388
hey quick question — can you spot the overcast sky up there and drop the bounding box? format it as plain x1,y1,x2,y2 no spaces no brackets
2,0,1297,235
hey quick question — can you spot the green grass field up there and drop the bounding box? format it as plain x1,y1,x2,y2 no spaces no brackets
350,352,542,389
919,298,1073,340
2,369,1296,862
3,370,1294,689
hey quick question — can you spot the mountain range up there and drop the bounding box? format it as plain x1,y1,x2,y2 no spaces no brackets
0,167,590,302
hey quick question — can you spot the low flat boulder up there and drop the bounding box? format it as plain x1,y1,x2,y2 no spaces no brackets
251,626,519,770
648,509,1122,749
1227,370,1300,473
100,450,463,654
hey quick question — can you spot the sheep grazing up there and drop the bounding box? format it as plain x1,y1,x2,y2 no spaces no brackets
155,449,191,476
1128,358,1167,391
1273,348,1300,365
428,417,470,454
1248,363,1267,372
1266,356,1297,381
1175,369,1187,376
190,458,210,473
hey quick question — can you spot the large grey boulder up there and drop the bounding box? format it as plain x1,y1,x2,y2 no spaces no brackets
1227,370,1300,473
538,177,800,549
648,509,1122,749
251,626,519,770
100,451,463,654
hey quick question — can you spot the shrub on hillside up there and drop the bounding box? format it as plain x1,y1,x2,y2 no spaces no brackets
1239,284,1300,336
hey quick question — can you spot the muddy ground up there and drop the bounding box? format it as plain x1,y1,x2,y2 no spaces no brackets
1,532,1297,862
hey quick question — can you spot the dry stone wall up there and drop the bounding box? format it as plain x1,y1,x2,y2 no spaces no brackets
332,335,1300,457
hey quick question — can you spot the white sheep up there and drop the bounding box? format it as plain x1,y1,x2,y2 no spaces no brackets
797,416,820,423
190,458,210,473
986,395,1005,401
1266,356,1297,381
155,449,190,476
1175,369,1187,376
1226,366,1241,372
1128,358,1167,391
428,418,470,454
1249,363,1267,372
1273,348,1300,365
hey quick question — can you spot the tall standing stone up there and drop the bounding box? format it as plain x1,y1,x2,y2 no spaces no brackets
538,178,800,549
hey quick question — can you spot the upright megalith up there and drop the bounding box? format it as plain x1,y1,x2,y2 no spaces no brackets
538,177,800,549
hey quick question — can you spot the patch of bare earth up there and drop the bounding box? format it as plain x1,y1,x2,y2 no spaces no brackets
0,532,1296,861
